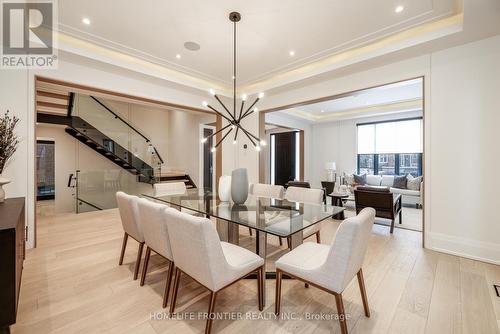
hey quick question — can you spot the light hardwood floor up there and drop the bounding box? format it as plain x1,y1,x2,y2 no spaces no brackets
12,209,500,334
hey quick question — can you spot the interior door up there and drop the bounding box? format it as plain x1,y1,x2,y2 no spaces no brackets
203,128,214,191
272,132,296,186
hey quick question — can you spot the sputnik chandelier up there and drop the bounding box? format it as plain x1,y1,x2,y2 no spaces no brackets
201,11,266,152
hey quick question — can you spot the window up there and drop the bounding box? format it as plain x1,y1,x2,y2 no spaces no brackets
36,140,55,200
357,118,422,176
358,154,375,175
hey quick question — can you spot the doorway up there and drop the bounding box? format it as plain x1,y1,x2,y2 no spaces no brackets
270,131,300,186
200,125,215,191
260,76,426,245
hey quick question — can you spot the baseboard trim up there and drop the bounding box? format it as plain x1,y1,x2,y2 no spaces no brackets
426,232,500,265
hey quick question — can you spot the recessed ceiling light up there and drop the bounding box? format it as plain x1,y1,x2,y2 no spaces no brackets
82,17,91,25
395,5,404,13
175,54,181,59
321,110,325,113
289,50,295,56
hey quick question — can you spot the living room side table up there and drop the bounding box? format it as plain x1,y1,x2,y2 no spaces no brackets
327,192,349,220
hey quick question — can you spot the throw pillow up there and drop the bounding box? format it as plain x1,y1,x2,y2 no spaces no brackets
407,175,422,191
344,173,355,186
353,173,367,185
393,175,407,189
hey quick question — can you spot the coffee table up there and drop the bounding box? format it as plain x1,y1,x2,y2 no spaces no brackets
327,192,351,220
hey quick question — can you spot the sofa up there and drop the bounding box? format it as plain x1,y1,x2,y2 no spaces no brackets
348,174,422,208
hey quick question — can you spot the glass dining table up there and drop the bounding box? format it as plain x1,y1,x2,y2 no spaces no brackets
142,188,345,299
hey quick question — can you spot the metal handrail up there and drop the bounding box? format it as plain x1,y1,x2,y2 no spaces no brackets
89,96,164,164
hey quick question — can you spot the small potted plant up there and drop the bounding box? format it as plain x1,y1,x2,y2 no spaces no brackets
0,111,19,203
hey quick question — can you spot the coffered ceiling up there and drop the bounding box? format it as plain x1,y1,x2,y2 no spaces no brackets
57,0,463,93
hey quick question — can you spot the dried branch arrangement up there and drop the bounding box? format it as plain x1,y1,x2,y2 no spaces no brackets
0,111,20,174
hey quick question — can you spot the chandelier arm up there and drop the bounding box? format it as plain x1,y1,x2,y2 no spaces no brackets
207,104,234,125
238,100,245,121
237,125,260,142
204,123,232,141
214,128,233,148
233,125,240,142
239,109,255,121
214,95,238,123
241,97,260,118
240,128,257,146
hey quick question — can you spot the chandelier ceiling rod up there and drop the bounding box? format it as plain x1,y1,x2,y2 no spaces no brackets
201,11,266,152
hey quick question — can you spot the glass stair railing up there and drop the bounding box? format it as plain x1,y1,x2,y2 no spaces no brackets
73,169,153,213
66,93,164,184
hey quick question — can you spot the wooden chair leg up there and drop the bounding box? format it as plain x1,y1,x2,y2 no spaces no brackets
257,266,264,311
279,237,283,246
118,232,128,265
133,242,144,280
169,267,181,315
249,228,253,236
305,283,309,288
163,261,175,308
315,231,321,243
390,219,395,234
287,237,291,251
399,210,403,224
205,291,217,334
275,270,282,315
334,293,348,334
140,246,151,286
357,269,370,317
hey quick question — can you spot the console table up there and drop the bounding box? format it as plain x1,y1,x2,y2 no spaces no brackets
0,198,25,334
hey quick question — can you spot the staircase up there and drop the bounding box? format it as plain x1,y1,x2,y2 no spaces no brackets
157,173,197,189
36,91,162,184
64,116,156,183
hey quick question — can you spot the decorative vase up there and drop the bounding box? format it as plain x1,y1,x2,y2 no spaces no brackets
218,175,232,202
231,168,248,205
0,177,11,203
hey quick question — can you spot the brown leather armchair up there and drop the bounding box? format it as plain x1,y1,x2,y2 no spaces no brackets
354,186,402,233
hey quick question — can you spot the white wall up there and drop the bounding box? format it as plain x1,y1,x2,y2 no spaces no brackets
167,110,215,187
256,34,500,264
309,110,423,188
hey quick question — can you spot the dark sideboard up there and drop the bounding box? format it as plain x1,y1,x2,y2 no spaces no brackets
0,198,25,334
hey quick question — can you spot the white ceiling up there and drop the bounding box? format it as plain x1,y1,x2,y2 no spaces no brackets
274,78,423,122
58,0,459,88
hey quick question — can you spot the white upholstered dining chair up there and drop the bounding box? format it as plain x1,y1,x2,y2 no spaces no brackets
136,198,175,308
285,186,324,245
274,207,376,334
164,208,265,334
116,191,145,280
248,183,285,239
250,183,285,200
153,182,186,197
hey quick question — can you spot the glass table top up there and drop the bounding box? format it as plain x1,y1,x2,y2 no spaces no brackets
142,188,345,238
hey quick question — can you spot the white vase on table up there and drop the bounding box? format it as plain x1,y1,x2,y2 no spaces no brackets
0,176,11,203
